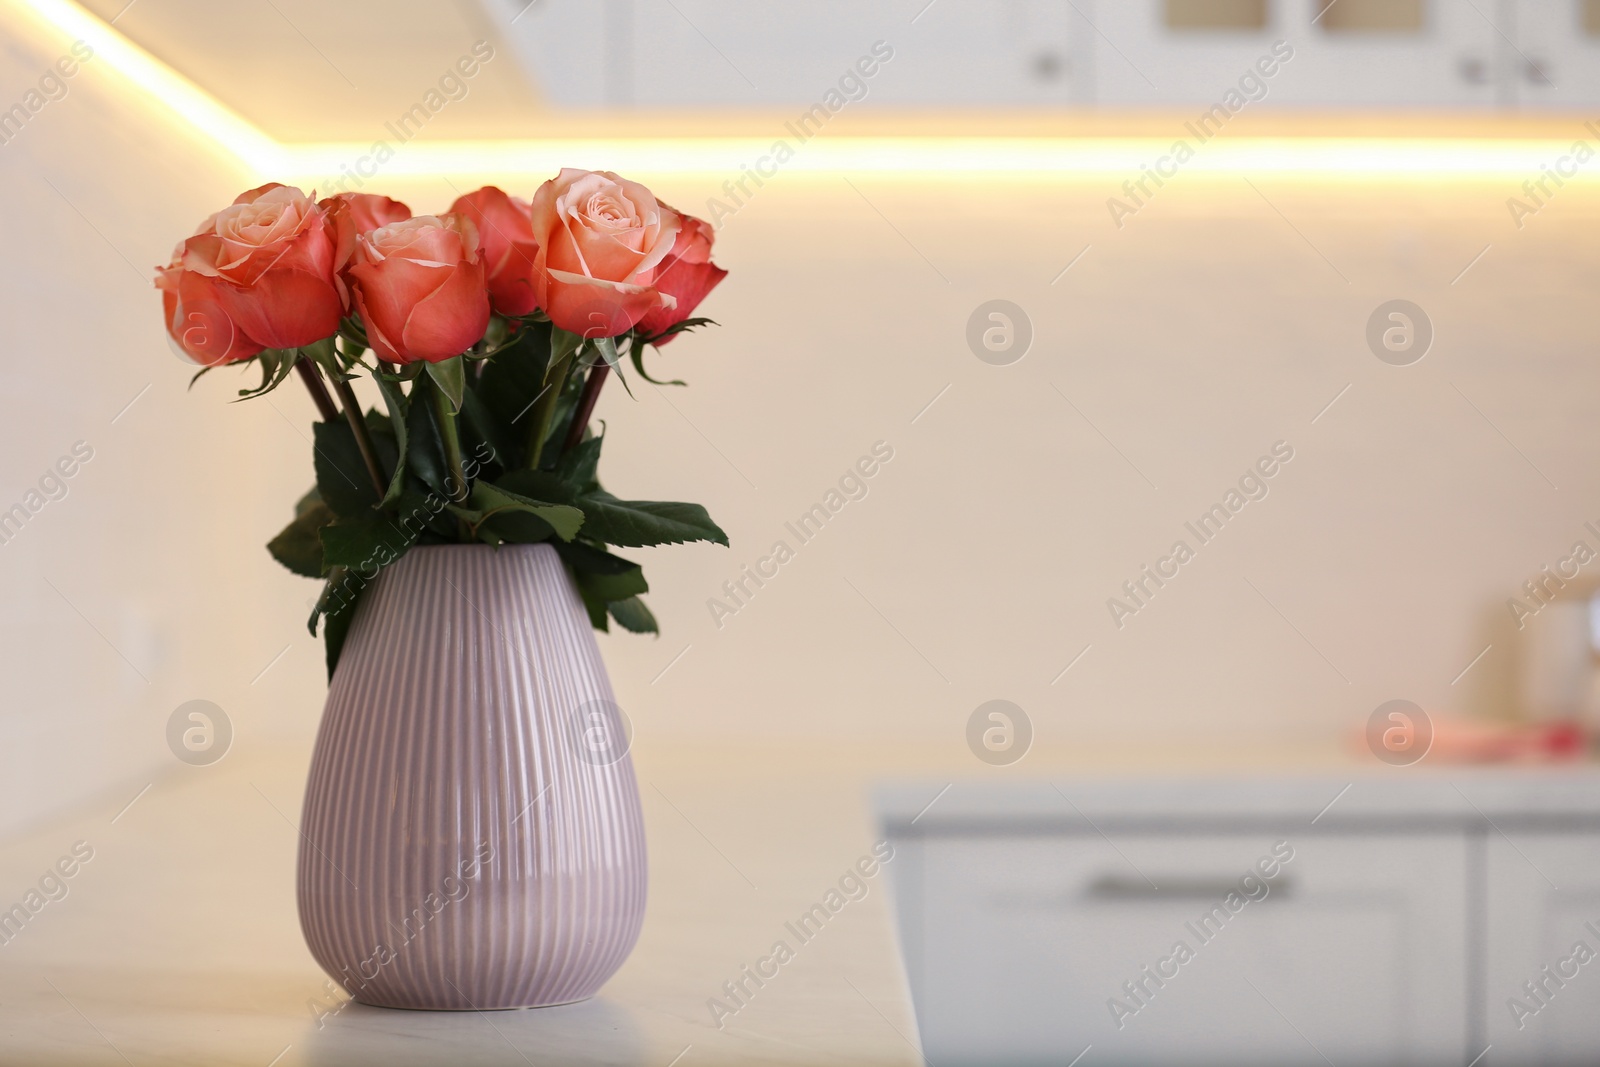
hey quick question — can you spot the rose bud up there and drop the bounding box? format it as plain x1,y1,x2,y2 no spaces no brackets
172,183,343,352
528,168,680,338
347,214,491,364
634,207,726,344
449,186,540,316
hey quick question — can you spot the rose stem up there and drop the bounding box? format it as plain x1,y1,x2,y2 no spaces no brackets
560,363,610,455
329,375,387,501
525,341,579,472
430,385,471,507
294,359,340,423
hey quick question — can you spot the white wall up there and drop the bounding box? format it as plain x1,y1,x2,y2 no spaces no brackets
8,0,1599,827
0,5,316,834
330,167,1600,764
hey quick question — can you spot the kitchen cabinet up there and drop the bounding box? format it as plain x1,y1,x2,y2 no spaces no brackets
490,0,1600,109
881,772,1600,1067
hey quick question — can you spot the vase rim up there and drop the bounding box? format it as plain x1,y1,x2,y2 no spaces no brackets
400,542,559,556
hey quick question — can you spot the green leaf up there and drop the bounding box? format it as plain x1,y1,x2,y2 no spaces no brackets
555,432,602,491
496,467,576,505
575,492,728,548
478,320,552,462
607,596,658,634
553,540,639,576
314,419,382,518
594,338,634,398
549,327,583,374
235,348,298,401
426,354,467,413
574,562,648,602
267,494,334,578
403,375,449,497
322,584,362,680
575,582,610,631
373,372,410,508
463,481,585,542
318,515,418,574
460,387,514,473
308,565,366,680
641,316,715,345
629,340,686,387
594,336,622,374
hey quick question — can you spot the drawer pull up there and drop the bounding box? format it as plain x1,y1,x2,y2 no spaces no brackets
1086,875,1291,901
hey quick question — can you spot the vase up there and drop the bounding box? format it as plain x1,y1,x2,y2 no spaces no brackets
296,543,647,1010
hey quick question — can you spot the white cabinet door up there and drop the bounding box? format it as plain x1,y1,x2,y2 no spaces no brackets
1507,0,1600,107
494,0,1085,108
901,831,1469,1066
1486,831,1600,1066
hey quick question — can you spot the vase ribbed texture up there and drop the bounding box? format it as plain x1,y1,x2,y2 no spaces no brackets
296,544,646,1010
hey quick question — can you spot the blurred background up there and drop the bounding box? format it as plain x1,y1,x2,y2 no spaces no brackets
3,0,1600,1064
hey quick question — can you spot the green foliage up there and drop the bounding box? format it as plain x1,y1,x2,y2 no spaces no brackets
264,322,725,678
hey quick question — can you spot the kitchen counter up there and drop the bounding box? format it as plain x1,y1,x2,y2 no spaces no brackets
0,743,923,1066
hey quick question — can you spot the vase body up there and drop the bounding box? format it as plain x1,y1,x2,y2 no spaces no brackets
296,544,646,1010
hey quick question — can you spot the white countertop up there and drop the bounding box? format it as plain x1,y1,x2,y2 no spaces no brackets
0,743,923,1067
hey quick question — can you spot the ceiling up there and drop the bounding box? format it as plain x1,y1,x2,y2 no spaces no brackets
76,0,544,139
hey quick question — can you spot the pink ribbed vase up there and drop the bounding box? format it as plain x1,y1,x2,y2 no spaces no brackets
296,544,647,1010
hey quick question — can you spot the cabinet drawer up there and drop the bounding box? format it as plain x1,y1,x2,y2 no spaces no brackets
896,832,1468,1066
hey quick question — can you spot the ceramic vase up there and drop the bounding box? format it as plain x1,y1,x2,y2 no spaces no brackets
296,544,646,1010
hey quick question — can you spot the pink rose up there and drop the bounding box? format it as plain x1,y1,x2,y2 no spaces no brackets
156,244,264,366
528,168,680,338
635,208,726,343
347,214,491,364
170,183,342,354
450,186,540,317
322,192,412,281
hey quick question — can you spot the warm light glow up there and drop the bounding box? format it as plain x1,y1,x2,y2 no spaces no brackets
290,136,1569,183
7,0,1578,183
11,0,283,172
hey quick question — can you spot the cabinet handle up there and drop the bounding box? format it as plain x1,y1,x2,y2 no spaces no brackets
1087,875,1292,901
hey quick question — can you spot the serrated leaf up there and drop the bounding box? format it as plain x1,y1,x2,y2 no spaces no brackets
318,514,418,574
495,468,576,505
465,481,584,541
607,596,658,634
555,432,602,491
553,540,638,576
575,492,728,548
267,498,334,578
574,562,648,602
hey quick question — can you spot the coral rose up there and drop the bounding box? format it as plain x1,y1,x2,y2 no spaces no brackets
450,186,540,316
634,208,726,344
528,169,679,338
156,244,264,366
347,214,490,364
322,192,411,280
168,184,342,356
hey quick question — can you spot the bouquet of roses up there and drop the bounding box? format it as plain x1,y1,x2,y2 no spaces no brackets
156,169,729,676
